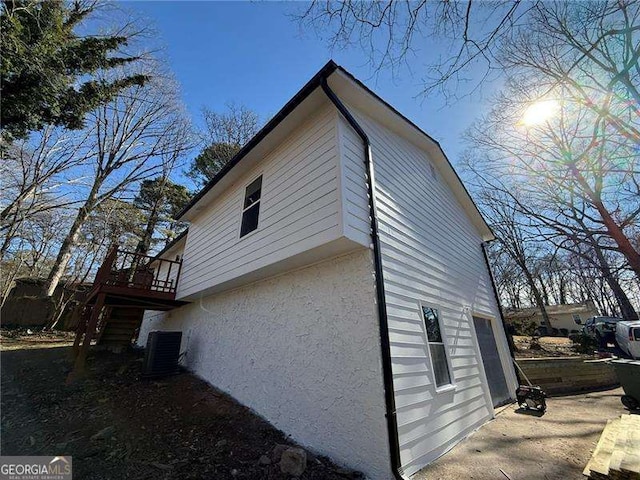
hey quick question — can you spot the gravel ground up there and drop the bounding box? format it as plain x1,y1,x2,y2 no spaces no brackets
1,339,362,480
413,387,635,480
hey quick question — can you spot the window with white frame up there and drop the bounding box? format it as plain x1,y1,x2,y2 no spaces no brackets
421,305,452,388
240,175,262,238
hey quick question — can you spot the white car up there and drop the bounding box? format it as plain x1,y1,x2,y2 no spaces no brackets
615,320,640,359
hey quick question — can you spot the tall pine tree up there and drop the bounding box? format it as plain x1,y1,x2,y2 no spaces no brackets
1,0,147,139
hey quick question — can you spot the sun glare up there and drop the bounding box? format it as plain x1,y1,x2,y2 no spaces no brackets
521,100,559,126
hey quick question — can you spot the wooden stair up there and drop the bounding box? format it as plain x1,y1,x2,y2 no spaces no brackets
97,307,145,349
584,414,640,480
69,246,185,379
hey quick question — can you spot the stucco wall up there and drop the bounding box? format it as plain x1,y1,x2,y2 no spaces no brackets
138,249,392,479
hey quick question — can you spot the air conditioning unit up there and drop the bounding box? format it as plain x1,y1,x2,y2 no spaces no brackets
143,331,182,378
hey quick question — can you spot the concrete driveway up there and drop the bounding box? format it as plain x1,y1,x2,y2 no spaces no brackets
413,388,633,480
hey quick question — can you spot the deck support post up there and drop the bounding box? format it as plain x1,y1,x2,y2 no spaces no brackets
71,307,89,358
69,293,106,378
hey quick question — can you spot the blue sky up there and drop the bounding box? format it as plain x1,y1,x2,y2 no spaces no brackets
129,1,499,184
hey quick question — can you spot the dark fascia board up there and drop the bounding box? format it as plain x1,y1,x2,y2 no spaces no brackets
332,66,495,240
176,60,339,220
153,228,188,261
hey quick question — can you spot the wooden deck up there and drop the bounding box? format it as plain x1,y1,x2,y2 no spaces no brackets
84,246,186,308
69,246,187,378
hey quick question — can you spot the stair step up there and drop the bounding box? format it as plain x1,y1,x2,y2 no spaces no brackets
107,320,141,327
101,333,134,341
106,316,143,324
103,327,136,334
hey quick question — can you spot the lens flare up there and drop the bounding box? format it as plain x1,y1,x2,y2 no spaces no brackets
521,100,559,126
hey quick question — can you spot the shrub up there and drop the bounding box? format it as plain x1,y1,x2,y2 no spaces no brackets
570,332,598,354
509,318,538,336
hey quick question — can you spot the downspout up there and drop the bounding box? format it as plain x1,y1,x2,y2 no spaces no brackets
320,79,406,480
481,241,521,384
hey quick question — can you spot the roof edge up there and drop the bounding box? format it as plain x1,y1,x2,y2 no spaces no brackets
177,60,339,220
153,228,188,260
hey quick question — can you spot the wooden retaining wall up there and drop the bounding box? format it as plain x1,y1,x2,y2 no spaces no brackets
516,357,619,395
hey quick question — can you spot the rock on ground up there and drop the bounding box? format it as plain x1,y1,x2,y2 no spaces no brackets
280,447,307,476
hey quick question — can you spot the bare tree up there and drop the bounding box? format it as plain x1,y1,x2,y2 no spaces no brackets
480,190,553,331
486,243,527,309
0,209,63,304
297,1,537,98
0,127,93,260
464,1,640,276
201,103,260,148
44,71,194,296
498,2,640,144
467,80,640,276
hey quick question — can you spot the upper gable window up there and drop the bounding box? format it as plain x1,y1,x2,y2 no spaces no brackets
240,175,262,238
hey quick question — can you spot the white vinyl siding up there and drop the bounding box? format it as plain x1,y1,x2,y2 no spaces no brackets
178,106,342,299
339,106,516,475
337,116,371,247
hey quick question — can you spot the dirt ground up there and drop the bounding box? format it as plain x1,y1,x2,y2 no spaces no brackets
0,328,75,351
513,335,590,358
414,387,635,480
1,336,362,480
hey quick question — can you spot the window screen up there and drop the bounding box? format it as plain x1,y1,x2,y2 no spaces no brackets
240,176,262,238
422,306,452,388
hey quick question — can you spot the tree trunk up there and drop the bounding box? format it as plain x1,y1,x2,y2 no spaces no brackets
592,200,640,280
0,207,23,261
558,274,567,304
45,204,93,297
537,275,551,305
592,245,639,320
136,200,161,256
520,263,553,333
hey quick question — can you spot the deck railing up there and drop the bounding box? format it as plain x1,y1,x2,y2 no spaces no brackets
93,247,182,296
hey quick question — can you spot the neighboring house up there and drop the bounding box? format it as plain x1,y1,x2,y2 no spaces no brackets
504,300,600,334
137,61,518,479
